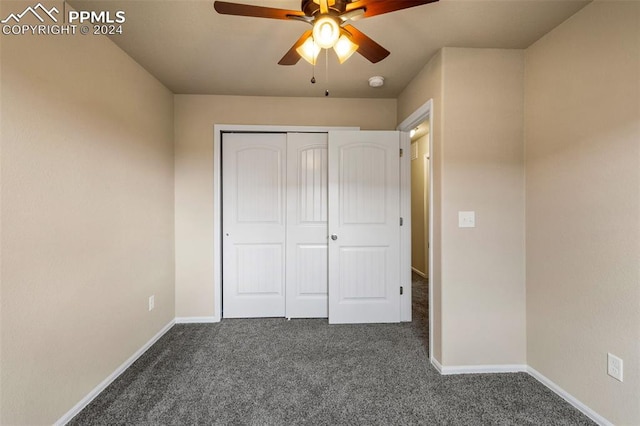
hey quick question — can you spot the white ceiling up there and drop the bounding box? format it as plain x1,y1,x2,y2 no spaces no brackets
69,0,590,98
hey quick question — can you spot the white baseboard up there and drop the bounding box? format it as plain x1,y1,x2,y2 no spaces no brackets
55,319,175,426
411,267,427,278
438,363,528,375
55,317,611,426
175,316,220,324
527,367,612,426
431,361,611,425
55,316,221,424
431,356,443,373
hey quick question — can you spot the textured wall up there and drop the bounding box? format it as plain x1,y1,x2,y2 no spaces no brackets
525,2,640,424
0,24,175,425
174,95,397,318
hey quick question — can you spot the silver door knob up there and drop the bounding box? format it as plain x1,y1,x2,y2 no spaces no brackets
331,234,338,241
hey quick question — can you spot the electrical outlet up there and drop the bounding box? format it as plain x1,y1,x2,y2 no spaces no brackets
607,353,623,382
148,295,155,312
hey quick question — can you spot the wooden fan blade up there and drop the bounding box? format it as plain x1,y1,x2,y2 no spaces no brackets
214,1,306,20
278,30,313,65
343,25,390,63
340,8,366,22
346,0,438,19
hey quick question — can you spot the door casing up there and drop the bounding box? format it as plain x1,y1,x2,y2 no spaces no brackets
397,100,434,363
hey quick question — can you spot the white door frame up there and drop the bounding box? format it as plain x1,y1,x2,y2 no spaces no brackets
214,124,413,322
215,124,415,321
423,153,430,276
396,99,434,355
214,125,357,321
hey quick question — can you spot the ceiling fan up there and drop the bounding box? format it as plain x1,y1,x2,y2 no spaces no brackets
214,0,439,65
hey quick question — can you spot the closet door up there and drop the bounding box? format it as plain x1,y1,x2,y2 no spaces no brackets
222,133,287,318
328,131,401,324
286,133,329,318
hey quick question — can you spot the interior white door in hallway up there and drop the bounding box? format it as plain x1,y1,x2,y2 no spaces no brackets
328,131,401,324
222,133,287,318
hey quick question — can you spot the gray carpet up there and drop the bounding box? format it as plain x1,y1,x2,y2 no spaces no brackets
70,274,593,425
411,272,429,349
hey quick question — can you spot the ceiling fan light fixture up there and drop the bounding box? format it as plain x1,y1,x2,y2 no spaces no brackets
296,36,321,65
334,34,359,64
214,0,440,67
313,16,340,49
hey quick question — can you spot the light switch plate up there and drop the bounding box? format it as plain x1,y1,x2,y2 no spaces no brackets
459,211,476,228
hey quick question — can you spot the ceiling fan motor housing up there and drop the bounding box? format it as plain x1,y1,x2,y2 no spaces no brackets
302,0,349,16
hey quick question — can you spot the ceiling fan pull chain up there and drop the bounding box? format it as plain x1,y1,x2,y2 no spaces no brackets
325,49,330,97
311,39,316,84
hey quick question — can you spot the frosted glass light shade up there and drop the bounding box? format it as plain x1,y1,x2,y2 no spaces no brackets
312,17,340,49
334,34,358,64
296,36,321,65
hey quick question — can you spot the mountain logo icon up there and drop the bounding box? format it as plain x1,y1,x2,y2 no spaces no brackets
1,3,59,24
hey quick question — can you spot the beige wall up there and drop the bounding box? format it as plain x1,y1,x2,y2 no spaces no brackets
174,95,397,317
398,51,444,362
398,48,526,366
0,23,175,425
1,1,636,423
410,133,429,275
440,48,526,366
525,2,640,424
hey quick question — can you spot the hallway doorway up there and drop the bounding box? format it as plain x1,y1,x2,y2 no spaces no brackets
410,120,431,352
397,99,434,358
410,121,430,280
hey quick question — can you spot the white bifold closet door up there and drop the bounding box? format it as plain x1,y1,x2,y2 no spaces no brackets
222,132,329,318
222,131,400,323
222,133,287,318
286,133,329,318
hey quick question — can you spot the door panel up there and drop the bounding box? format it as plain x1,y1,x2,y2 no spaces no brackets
341,145,387,224
236,244,283,294
328,131,401,324
235,148,282,223
222,133,287,318
286,133,329,318
339,247,387,299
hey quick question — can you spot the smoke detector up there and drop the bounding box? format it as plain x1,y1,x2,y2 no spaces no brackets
368,76,385,88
